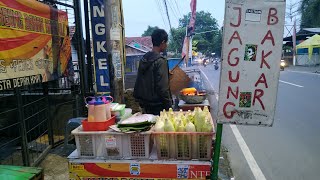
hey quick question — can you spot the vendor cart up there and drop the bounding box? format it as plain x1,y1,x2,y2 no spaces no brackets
67,105,216,180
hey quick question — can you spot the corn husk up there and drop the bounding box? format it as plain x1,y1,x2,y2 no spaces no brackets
177,120,185,132
194,108,205,132
164,118,176,158
185,119,196,132
164,118,175,132
154,121,164,132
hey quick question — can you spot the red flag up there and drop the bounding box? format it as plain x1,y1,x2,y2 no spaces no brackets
188,0,197,33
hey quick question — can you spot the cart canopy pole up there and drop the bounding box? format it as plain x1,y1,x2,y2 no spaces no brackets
211,123,223,180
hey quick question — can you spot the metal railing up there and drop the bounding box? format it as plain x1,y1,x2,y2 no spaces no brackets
0,76,85,166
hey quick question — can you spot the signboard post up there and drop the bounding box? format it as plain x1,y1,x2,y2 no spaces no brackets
218,0,286,126
212,0,286,179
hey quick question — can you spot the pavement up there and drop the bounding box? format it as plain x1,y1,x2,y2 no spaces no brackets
285,65,320,73
39,144,76,180
199,64,320,180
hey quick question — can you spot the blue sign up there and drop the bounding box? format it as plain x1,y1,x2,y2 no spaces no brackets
90,0,110,92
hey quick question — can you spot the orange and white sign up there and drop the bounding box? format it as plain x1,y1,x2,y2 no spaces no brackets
0,0,71,90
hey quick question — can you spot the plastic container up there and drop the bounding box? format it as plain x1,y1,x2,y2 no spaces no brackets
82,116,116,131
72,126,153,159
85,97,96,122
111,104,126,117
152,132,214,160
87,101,95,122
94,98,107,122
101,95,113,119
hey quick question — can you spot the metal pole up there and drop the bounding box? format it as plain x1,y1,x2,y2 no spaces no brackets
185,36,190,67
74,0,88,95
84,0,93,92
15,88,30,166
43,82,54,146
211,123,223,180
119,0,126,93
190,36,193,65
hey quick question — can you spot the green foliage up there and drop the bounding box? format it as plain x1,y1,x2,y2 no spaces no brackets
168,27,186,53
168,11,222,56
192,40,198,51
142,26,159,37
299,0,320,28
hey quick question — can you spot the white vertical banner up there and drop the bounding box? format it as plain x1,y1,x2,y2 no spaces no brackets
218,0,286,126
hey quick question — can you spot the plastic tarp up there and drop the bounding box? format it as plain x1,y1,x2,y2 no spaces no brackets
296,34,320,59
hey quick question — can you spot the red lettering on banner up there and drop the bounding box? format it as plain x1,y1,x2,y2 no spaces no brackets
223,102,236,119
227,86,239,99
253,89,265,110
261,50,271,69
230,7,242,27
261,30,275,46
255,73,268,88
267,8,279,25
228,31,242,45
228,71,240,82
228,48,239,66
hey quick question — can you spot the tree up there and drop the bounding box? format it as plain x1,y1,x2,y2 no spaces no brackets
168,11,222,56
299,0,320,28
142,26,159,36
168,27,186,54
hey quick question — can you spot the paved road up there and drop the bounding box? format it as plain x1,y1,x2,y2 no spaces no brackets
200,64,320,180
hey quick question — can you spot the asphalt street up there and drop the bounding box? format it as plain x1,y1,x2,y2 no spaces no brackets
199,64,320,180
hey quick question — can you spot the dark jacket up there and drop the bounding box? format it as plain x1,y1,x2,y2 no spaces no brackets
133,51,172,109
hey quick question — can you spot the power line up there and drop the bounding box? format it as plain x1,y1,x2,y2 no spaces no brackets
195,30,216,35
173,0,183,18
163,0,173,31
167,0,179,21
154,0,168,29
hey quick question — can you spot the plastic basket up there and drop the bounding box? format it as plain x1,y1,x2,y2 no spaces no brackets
72,126,152,159
122,132,153,159
153,132,214,160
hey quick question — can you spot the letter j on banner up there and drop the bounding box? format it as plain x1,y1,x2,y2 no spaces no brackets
90,0,110,93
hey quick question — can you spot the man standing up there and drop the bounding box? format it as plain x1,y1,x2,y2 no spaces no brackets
133,29,172,115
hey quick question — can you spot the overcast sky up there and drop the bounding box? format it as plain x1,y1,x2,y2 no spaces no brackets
122,0,301,38
122,0,225,37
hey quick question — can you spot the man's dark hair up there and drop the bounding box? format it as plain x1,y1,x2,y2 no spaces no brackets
151,29,168,46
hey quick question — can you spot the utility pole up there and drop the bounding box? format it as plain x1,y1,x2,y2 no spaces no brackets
293,18,297,66
104,0,125,103
286,0,299,66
